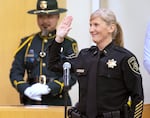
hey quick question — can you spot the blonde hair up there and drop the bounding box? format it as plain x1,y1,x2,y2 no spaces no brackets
90,8,124,47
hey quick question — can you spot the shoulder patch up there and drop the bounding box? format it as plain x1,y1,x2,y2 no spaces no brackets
128,56,140,74
64,36,78,54
72,42,78,54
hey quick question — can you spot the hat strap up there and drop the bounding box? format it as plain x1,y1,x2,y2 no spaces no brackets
33,9,59,14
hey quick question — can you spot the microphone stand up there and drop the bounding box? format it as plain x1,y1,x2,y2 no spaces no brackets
64,69,69,118
63,62,71,118
64,85,69,118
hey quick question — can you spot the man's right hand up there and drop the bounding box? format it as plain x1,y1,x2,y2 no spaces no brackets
24,83,51,101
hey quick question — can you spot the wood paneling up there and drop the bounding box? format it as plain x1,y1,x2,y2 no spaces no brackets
0,104,149,118
143,104,150,118
0,106,64,118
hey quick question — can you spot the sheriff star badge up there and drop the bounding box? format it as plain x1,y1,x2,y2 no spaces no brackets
107,59,117,68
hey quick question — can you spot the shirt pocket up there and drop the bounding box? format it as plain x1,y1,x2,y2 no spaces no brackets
98,66,122,80
97,68,124,91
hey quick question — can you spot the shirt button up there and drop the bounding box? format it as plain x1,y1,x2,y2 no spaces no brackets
49,33,52,37
59,95,62,98
44,39,48,43
42,63,46,67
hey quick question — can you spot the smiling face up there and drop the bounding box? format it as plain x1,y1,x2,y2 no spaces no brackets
37,14,59,32
89,16,115,50
89,9,117,50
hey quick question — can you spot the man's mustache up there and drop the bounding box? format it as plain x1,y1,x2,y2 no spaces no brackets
41,23,50,28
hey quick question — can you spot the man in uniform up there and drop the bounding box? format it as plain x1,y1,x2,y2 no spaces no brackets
9,0,78,105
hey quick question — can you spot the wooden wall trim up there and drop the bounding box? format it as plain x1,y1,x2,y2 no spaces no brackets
143,104,150,118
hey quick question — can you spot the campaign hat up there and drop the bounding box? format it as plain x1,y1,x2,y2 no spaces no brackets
28,0,67,14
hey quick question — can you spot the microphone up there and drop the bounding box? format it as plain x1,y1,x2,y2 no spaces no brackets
63,62,71,87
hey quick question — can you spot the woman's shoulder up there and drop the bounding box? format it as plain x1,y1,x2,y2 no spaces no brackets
79,46,98,55
114,46,136,58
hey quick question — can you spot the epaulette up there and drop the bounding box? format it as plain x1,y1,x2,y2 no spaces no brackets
89,46,99,56
13,34,35,57
80,46,93,53
114,46,134,56
79,46,97,56
65,36,75,42
89,46,97,51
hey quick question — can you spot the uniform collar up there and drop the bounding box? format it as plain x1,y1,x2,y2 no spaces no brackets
89,41,115,56
102,41,115,56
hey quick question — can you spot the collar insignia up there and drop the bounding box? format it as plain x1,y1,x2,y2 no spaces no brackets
40,1,48,9
107,59,117,68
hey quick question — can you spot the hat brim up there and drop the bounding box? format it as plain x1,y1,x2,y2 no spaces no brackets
28,8,67,15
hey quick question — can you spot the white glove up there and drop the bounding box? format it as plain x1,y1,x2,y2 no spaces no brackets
24,86,42,101
24,83,51,101
30,83,51,95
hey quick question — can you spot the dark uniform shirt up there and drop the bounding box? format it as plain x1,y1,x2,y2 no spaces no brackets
10,30,78,105
48,40,144,118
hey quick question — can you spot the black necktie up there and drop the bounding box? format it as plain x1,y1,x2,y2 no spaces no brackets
86,53,100,118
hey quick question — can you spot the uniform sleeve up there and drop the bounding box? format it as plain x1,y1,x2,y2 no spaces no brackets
62,38,79,86
47,39,78,95
122,56,144,118
9,39,30,94
143,22,150,74
62,38,79,58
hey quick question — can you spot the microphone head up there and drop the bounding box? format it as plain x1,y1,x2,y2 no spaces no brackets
63,62,71,69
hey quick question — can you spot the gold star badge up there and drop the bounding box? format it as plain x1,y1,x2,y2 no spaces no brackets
107,59,117,68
